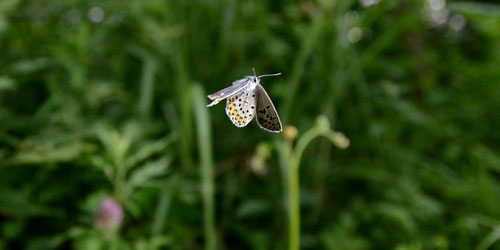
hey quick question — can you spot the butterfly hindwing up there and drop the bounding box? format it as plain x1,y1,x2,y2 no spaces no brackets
255,84,282,132
225,87,257,127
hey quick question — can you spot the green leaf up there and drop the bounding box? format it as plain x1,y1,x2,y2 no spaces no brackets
0,189,54,217
126,156,172,194
0,76,15,90
449,2,500,17
8,141,88,165
0,0,20,15
125,135,175,170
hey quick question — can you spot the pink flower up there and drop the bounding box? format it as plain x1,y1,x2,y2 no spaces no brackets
94,197,123,230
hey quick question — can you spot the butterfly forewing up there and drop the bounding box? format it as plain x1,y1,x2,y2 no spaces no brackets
207,78,250,107
255,84,282,132
225,87,257,127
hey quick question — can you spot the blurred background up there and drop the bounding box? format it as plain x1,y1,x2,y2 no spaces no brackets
1,0,500,249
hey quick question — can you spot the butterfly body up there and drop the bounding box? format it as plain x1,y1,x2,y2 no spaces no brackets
207,70,282,133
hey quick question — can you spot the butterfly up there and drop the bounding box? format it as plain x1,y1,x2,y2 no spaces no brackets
207,68,283,133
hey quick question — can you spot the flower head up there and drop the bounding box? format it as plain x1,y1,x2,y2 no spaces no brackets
283,125,298,142
94,197,123,230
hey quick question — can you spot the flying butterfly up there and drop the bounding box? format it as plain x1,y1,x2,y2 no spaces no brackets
207,68,282,133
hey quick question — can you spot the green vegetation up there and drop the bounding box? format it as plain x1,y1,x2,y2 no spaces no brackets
1,0,499,249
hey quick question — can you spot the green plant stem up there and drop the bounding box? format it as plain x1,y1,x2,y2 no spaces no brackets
287,156,300,250
285,123,344,250
193,84,216,250
294,128,323,167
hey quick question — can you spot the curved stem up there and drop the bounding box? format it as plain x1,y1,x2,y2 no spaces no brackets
294,128,323,166
286,128,323,250
288,127,335,250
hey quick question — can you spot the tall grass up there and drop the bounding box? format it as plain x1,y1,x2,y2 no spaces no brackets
193,85,216,250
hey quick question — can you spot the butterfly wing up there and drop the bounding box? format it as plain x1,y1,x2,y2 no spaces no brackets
225,87,257,127
255,84,282,132
207,78,249,107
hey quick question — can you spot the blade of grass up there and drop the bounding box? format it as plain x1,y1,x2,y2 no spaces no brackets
193,84,216,250
174,41,194,171
281,11,327,122
476,226,500,250
449,2,500,17
151,175,178,236
162,102,193,173
139,57,157,119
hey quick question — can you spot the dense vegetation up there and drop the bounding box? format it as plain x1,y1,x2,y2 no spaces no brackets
1,0,499,249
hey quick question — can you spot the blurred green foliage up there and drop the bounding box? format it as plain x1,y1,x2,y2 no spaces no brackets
0,0,500,249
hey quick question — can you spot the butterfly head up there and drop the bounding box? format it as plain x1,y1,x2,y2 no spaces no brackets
247,75,260,86
250,67,281,85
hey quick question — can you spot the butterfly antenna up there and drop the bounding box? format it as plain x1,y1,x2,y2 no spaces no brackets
258,72,281,78
252,67,257,77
